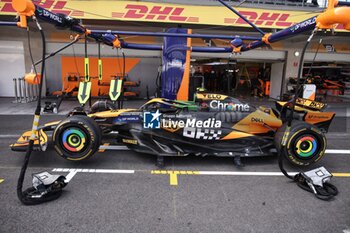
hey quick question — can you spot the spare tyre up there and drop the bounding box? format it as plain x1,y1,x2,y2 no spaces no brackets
274,121,327,166
53,115,101,161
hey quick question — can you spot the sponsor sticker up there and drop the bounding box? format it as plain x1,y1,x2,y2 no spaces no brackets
162,117,221,129
296,98,325,110
209,100,250,112
251,117,264,123
143,110,223,141
114,112,141,123
143,110,161,129
122,139,138,145
183,128,222,140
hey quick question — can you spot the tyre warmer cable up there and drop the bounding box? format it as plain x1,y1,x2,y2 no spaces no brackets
17,18,67,205
155,56,162,98
27,28,38,75
278,29,338,201
120,48,126,109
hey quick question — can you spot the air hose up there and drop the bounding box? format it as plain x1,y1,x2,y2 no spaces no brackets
278,29,338,201
155,63,162,98
17,18,66,205
120,48,126,109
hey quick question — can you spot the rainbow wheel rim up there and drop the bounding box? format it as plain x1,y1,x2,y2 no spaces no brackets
295,136,317,158
62,128,87,152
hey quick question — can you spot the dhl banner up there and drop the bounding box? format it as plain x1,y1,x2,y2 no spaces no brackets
0,0,337,29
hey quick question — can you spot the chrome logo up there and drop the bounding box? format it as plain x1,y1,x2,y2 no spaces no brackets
295,136,317,158
62,128,86,152
209,100,250,112
226,103,235,111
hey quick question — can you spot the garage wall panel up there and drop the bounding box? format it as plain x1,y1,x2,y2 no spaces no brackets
270,62,285,100
45,55,62,93
0,41,26,97
305,52,350,63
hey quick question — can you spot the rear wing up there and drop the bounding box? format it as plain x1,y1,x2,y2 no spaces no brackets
295,98,326,111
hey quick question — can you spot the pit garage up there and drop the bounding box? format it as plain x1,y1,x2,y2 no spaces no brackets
0,0,350,232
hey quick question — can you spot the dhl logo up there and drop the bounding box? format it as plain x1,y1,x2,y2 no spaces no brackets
112,4,199,23
224,11,294,27
225,11,343,29
0,0,344,30
0,0,83,17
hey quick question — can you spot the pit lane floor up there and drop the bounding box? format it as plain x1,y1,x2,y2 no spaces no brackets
0,115,350,233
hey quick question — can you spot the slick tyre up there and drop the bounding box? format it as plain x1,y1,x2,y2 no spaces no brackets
274,121,326,166
53,116,101,161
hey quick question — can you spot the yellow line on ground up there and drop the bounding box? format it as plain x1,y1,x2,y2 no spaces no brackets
0,179,4,184
169,172,178,186
151,170,200,175
332,173,350,177
98,143,110,153
151,170,200,186
150,170,350,186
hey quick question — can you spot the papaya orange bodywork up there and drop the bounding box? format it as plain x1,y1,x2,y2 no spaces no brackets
89,109,137,118
221,131,253,140
233,110,282,134
304,112,335,125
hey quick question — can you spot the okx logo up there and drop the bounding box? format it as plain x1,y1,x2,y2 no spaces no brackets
143,110,161,129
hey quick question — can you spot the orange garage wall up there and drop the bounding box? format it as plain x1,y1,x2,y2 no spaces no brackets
61,56,140,96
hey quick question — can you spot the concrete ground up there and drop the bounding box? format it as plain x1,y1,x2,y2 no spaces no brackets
0,99,349,233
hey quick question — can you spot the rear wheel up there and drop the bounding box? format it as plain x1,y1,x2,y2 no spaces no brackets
53,116,101,161
275,121,326,166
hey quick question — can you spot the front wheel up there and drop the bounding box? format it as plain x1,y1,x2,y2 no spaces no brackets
274,121,327,166
53,115,101,161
